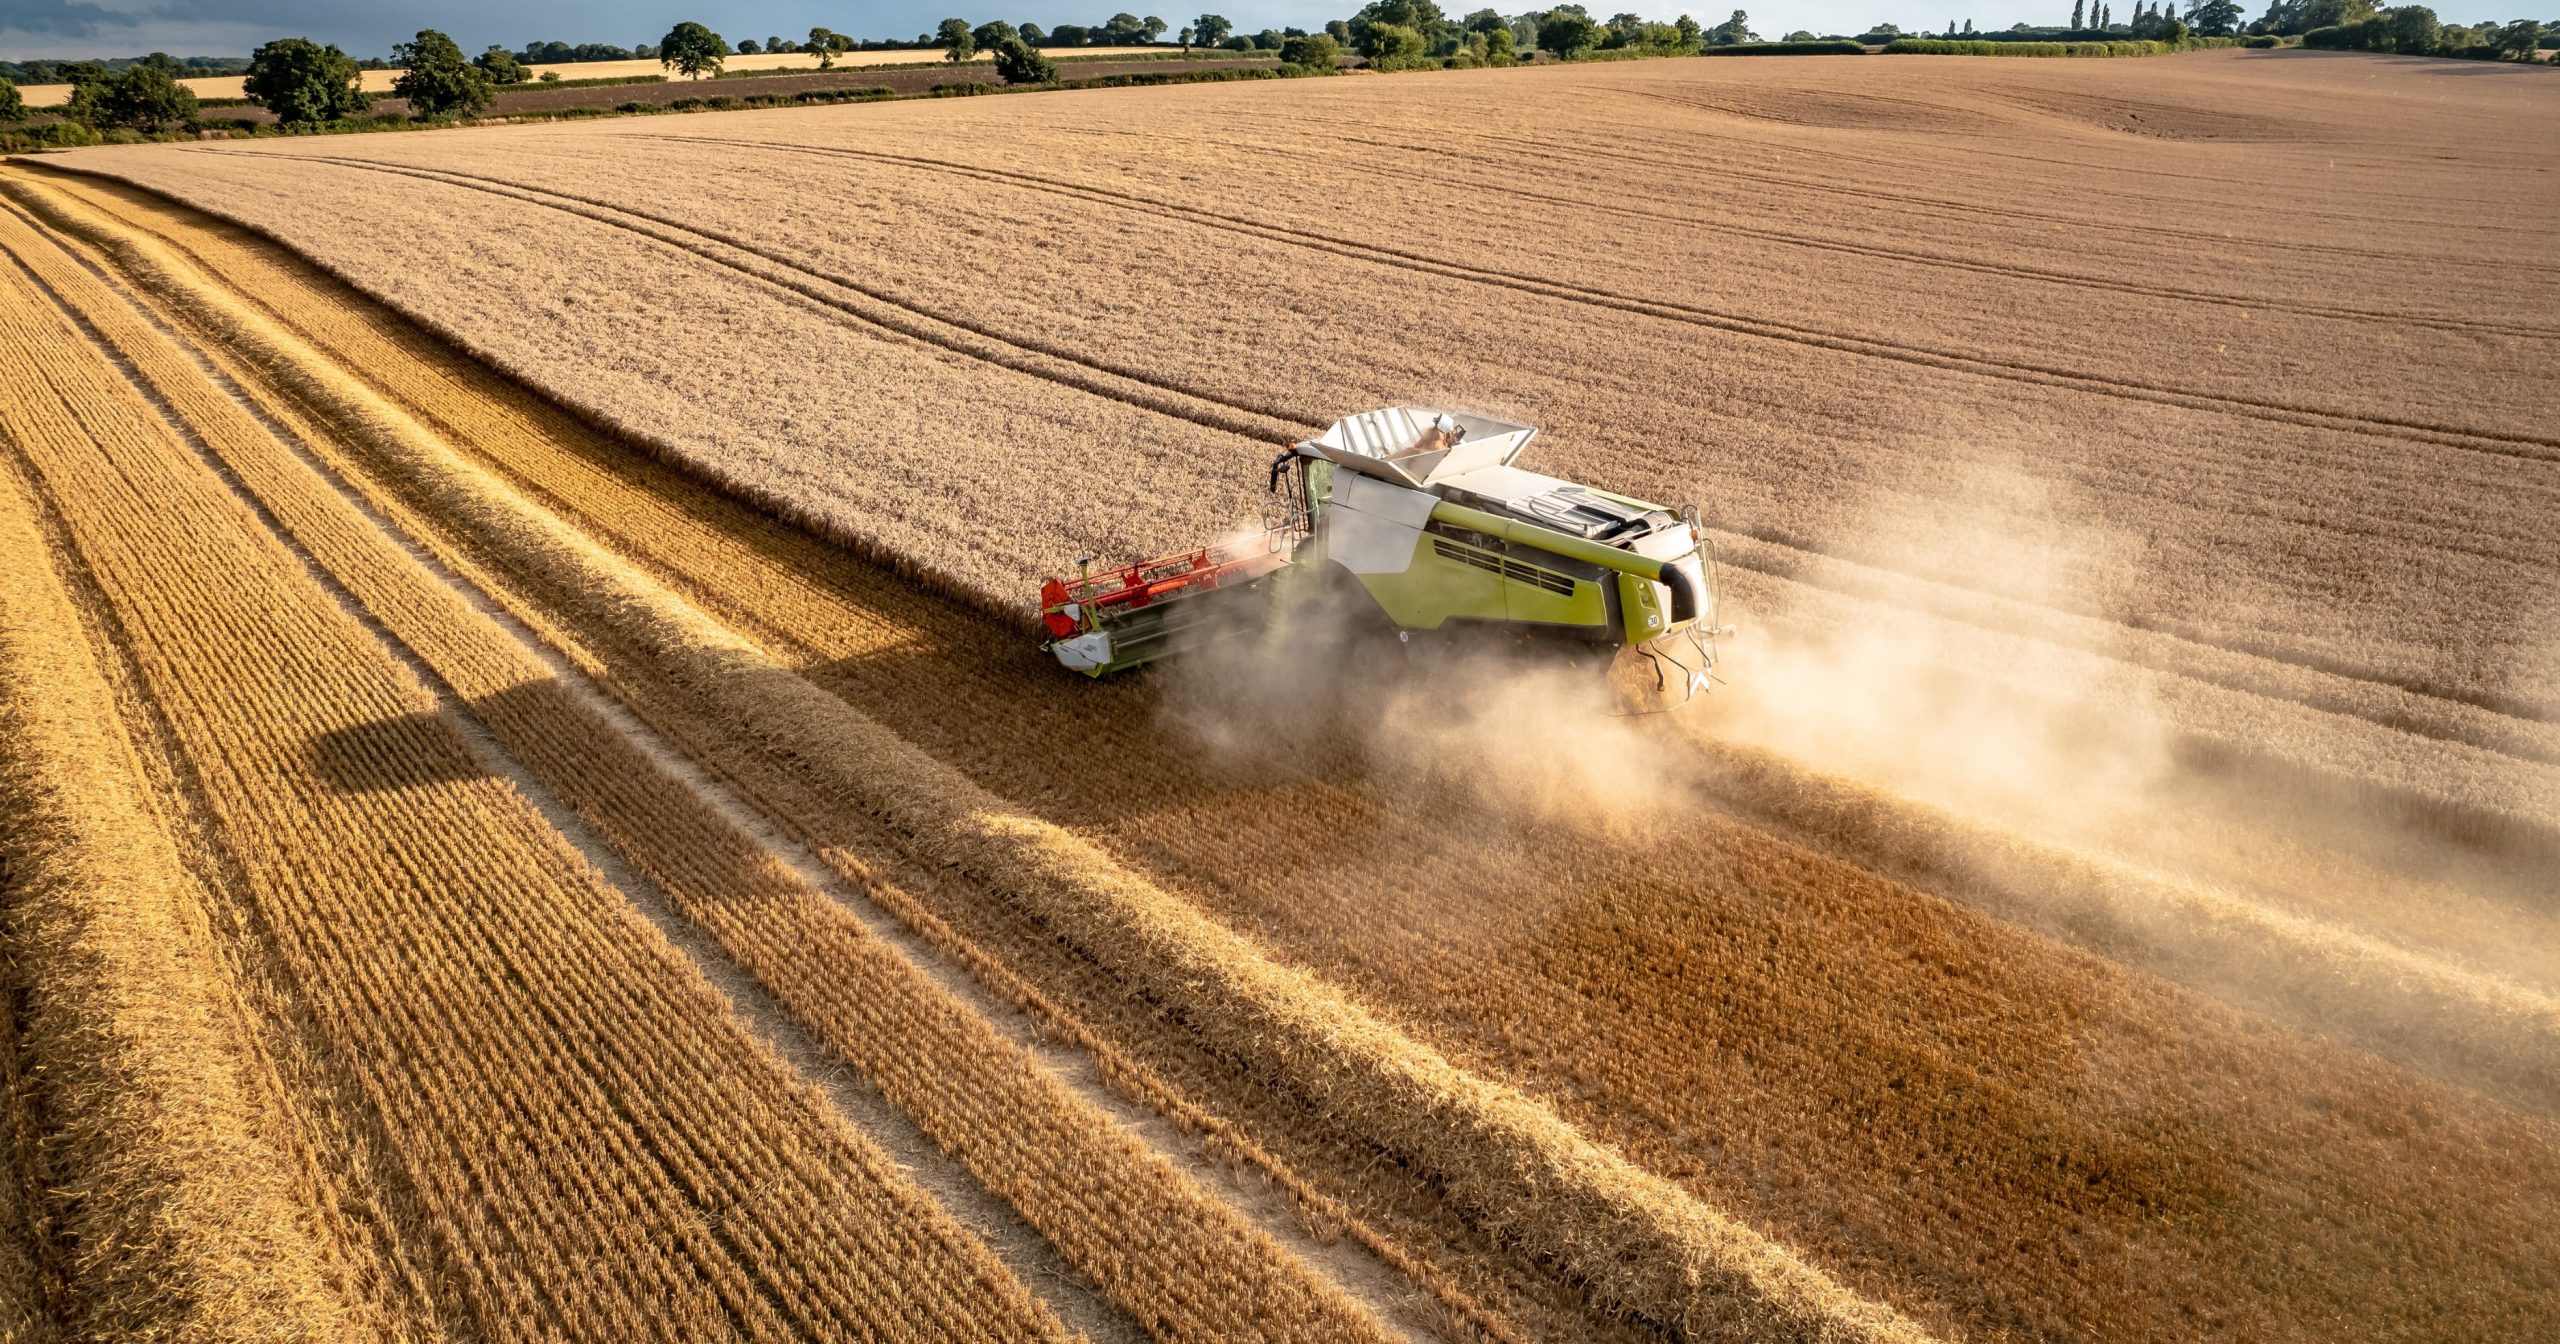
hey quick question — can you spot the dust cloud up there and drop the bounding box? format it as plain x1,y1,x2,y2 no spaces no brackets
1696,463,2181,851
1154,553,1686,840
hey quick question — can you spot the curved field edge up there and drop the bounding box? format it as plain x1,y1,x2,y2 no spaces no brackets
3,161,1934,1344
0,170,1408,1344
24,147,2550,831
56,62,2560,737
20,162,2560,1331
21,159,2553,1104
0,446,354,1342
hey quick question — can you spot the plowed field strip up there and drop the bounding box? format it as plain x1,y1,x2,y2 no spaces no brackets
4,171,1420,1344
636,136,2558,459
0,202,1078,1344
23,165,1935,1344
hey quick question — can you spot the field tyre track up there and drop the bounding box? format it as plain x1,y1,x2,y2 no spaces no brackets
648,133,2560,461
28,171,1938,1344
234,150,1319,447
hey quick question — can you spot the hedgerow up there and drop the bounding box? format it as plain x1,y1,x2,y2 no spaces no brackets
1885,37,2173,55
1702,40,1868,54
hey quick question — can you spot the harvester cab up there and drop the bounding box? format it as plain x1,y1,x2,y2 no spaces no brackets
1041,407,1731,701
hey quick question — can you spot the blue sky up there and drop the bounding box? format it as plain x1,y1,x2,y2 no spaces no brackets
0,0,2536,60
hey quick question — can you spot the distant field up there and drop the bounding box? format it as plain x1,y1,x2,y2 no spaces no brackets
13,45,1174,106
7,48,2556,1344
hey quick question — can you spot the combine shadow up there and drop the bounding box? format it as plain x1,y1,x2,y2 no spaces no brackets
309,709,491,794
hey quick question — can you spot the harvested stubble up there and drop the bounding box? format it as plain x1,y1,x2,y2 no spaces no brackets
0,207,1075,1342
3,169,1926,1344
0,451,349,1342
0,177,1394,1344
15,165,2559,1343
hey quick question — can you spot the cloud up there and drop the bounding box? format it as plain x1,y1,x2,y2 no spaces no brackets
0,0,133,40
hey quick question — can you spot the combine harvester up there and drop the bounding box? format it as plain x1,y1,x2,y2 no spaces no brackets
1041,407,1731,704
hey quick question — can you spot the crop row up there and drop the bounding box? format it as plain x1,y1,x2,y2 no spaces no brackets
7,165,1930,1344
61,67,2560,730
0,200,1074,1342
0,170,1399,1344
23,162,2559,1341
0,373,348,1341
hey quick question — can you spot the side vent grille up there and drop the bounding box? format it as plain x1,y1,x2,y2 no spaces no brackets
1432,539,1577,597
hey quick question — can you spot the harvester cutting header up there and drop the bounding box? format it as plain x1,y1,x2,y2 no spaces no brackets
1040,407,1730,702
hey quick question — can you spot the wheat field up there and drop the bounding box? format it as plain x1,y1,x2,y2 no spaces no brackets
3,48,2556,1344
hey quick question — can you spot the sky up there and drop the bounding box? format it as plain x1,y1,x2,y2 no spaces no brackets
0,0,2534,60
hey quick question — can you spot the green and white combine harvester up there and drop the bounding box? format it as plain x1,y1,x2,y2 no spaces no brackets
1039,407,1731,702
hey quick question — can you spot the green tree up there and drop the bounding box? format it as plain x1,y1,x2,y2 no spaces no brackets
2186,0,2244,31
658,21,730,79
939,17,978,60
1358,21,1429,58
2387,3,2439,50
242,38,370,124
1678,14,1707,45
1540,10,1602,53
71,62,199,131
1708,8,1758,41
2162,14,2193,40
475,44,530,83
0,79,21,123
2494,17,2543,56
993,37,1058,81
808,26,853,66
737,38,762,53
1485,25,1519,59
1104,11,1150,41
974,20,1022,51
2261,0,2373,33
391,30,493,116
1144,15,1171,40
1604,11,1647,45
1281,31,1343,65
1351,0,1453,52
1193,12,1234,45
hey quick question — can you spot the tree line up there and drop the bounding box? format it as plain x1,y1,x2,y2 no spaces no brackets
5,0,2548,139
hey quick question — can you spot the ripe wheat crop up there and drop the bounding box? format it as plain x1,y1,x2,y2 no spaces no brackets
8,44,2557,1344
0,172,1399,1344
0,197,1078,1342
10,169,1922,1344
